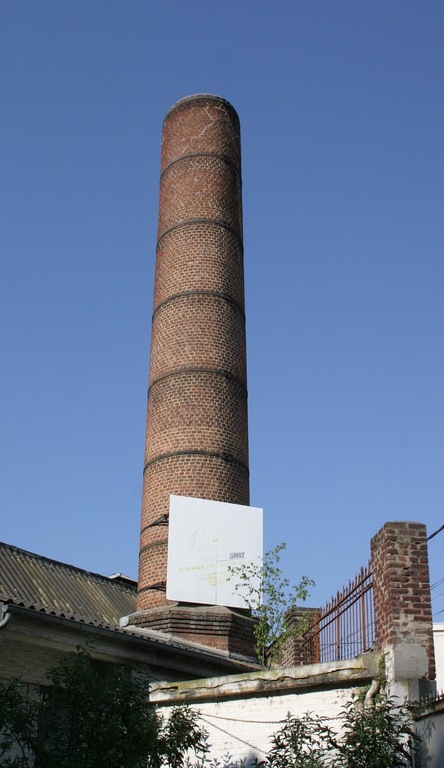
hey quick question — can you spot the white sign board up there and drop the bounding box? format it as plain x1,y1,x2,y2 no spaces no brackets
166,495,263,609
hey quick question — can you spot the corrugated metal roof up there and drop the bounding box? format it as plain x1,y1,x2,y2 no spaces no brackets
0,542,137,626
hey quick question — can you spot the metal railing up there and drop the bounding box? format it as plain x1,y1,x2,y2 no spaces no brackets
302,561,374,664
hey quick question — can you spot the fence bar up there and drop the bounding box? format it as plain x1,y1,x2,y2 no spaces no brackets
302,560,374,664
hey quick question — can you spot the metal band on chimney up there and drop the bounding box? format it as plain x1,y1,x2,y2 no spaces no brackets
139,540,168,554
160,151,241,180
138,582,166,594
148,366,248,395
143,450,249,476
152,290,245,320
157,218,243,252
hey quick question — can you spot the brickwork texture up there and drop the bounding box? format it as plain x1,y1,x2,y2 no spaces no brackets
371,521,435,679
137,94,249,612
132,604,257,658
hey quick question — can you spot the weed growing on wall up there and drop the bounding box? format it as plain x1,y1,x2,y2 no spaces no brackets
228,543,314,667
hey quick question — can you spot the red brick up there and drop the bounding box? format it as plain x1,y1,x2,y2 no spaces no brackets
136,95,250,624
371,521,435,679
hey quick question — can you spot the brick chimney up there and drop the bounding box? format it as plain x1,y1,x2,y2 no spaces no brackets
131,95,255,656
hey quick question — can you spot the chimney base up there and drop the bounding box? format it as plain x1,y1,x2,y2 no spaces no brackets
127,604,258,660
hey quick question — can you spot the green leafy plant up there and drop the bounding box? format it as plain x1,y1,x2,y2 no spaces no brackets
329,696,416,768
261,695,417,768
264,712,330,768
0,678,38,767
228,542,314,668
0,647,208,768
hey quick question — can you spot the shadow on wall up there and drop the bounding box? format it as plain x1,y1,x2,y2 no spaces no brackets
185,752,259,768
414,712,444,768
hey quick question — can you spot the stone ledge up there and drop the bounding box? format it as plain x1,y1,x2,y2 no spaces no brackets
149,651,382,703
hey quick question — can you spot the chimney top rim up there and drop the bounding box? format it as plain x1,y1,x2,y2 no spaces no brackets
164,94,239,122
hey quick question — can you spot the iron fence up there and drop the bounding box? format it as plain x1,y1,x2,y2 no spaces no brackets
302,561,374,664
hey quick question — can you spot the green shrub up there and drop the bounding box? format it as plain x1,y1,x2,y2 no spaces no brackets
0,648,207,768
263,695,416,768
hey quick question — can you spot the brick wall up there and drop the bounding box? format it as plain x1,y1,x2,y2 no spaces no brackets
137,95,249,611
132,604,257,658
280,606,316,667
371,521,435,680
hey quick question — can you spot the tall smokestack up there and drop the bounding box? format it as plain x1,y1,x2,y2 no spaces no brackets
133,95,253,655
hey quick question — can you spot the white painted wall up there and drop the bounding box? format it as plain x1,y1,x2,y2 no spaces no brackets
433,623,444,694
151,658,379,766
415,710,444,768
160,684,359,766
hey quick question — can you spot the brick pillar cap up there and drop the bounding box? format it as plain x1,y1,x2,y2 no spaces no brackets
165,94,239,122
377,520,424,525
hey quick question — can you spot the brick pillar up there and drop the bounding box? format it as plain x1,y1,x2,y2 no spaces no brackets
371,521,435,686
281,607,317,667
130,95,255,657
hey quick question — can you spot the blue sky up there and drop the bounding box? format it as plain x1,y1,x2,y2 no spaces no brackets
1,2,443,618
